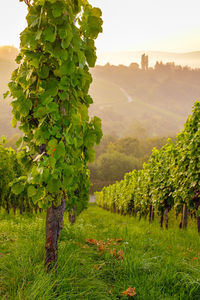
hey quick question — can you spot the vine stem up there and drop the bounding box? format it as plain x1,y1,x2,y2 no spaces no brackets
23,0,31,8
45,199,66,271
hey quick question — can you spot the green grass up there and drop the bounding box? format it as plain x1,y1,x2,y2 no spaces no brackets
0,204,200,299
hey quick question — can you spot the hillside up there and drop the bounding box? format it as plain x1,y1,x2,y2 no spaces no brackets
90,64,200,137
0,46,200,138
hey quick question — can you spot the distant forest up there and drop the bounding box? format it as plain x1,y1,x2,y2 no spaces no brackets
89,134,176,192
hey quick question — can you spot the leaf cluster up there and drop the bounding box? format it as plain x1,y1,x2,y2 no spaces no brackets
6,0,103,211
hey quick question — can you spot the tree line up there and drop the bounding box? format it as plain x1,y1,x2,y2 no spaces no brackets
89,134,176,193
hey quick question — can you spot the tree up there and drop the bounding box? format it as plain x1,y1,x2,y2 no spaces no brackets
141,53,148,70
97,151,139,181
129,62,139,70
6,0,103,270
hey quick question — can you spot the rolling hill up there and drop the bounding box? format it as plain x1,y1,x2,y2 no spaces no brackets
1,46,200,138
89,64,200,137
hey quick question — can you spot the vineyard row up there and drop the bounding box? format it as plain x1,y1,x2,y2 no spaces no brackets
95,102,200,232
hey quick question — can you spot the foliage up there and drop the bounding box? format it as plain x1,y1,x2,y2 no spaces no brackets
5,0,103,214
0,142,30,213
95,102,200,229
173,102,200,210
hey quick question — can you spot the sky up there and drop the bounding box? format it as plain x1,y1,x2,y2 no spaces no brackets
0,0,200,53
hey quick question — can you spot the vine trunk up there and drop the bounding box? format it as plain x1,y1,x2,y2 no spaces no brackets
45,199,66,271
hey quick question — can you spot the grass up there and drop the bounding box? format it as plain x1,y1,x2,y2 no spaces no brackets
0,204,200,299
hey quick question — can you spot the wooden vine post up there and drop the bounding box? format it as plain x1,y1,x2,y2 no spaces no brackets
6,0,103,270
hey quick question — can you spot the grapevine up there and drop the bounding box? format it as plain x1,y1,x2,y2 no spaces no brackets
6,0,103,269
95,102,200,232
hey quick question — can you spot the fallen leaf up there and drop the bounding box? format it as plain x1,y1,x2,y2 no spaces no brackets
86,239,96,245
118,250,124,260
97,245,105,252
123,287,136,297
116,238,123,242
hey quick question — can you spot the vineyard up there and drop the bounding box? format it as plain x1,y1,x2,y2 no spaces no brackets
1,0,103,269
0,139,27,214
0,135,90,219
95,102,200,232
0,0,200,298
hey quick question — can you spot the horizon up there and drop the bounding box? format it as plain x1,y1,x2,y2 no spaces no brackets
2,44,200,54
1,45,200,68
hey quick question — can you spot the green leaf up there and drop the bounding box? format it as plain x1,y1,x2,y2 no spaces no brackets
38,65,49,79
20,28,37,49
54,141,65,159
32,187,45,204
91,8,102,18
11,117,17,128
63,165,74,185
60,60,75,75
85,39,97,67
35,29,42,40
0,136,6,144
58,27,68,39
3,91,9,99
48,138,58,149
87,15,103,38
48,156,56,168
46,102,59,113
53,69,62,77
19,98,32,117
26,6,40,27
33,106,47,118
23,50,41,68
78,51,86,68
15,54,23,64
87,148,96,162
61,31,73,49
28,185,37,197
43,26,56,42
16,137,23,149
12,182,25,195
45,78,59,97
47,178,61,193
52,2,64,18
40,93,53,105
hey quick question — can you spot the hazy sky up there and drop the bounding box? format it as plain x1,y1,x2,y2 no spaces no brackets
0,0,200,53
